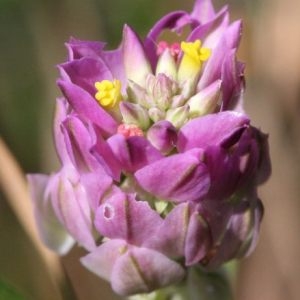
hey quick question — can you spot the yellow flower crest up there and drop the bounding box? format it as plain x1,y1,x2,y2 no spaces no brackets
177,39,211,84
180,40,211,66
94,79,122,109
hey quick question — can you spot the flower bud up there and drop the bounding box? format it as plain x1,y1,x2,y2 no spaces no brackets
147,120,177,154
166,105,190,129
156,49,177,80
120,102,150,130
148,107,165,123
188,80,221,118
127,80,154,109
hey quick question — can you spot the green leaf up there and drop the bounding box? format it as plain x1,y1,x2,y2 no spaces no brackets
0,279,28,300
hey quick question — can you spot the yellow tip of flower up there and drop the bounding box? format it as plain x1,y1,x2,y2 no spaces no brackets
95,79,121,109
180,40,211,65
178,40,211,84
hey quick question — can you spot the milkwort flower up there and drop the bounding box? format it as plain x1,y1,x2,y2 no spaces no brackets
28,0,271,296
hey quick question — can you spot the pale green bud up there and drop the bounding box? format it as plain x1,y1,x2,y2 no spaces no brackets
166,105,190,129
187,80,221,118
156,49,177,80
127,80,154,109
148,107,165,123
120,101,150,130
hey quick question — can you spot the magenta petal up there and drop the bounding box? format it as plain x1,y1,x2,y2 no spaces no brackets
107,134,163,173
135,151,210,203
191,0,217,23
204,145,241,199
205,194,263,269
185,210,211,266
66,38,106,60
80,239,127,282
90,126,121,181
57,79,117,136
177,111,250,152
145,203,190,258
111,247,185,296
50,170,96,251
27,174,75,254
62,115,100,172
122,25,152,86
58,57,113,96
197,20,242,91
101,47,127,92
221,50,245,111
147,120,177,154
144,11,188,67
53,98,72,165
187,8,229,45
95,195,163,245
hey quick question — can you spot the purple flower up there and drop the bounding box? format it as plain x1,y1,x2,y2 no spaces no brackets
28,0,271,296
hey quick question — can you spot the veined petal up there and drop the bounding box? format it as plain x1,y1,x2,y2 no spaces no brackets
58,57,113,96
197,20,242,91
50,171,96,251
135,151,210,203
90,126,122,181
57,79,117,136
187,8,229,48
81,239,127,282
220,49,245,111
61,115,100,173
95,194,163,245
144,11,188,68
66,38,106,60
111,247,185,296
101,47,127,92
53,98,72,165
122,25,152,87
107,134,163,173
27,174,75,255
185,209,211,265
191,0,216,23
147,120,177,154
204,193,263,269
177,111,250,152
145,203,190,258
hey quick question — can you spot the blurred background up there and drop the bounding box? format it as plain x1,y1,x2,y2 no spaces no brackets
0,0,300,299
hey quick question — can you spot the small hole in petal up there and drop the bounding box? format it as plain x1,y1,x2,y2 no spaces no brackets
103,204,114,220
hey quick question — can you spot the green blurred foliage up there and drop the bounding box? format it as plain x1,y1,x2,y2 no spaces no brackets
0,278,28,300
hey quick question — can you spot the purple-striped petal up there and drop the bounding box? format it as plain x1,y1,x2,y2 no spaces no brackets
220,50,245,111
95,194,163,246
53,98,72,165
111,246,185,296
27,174,75,254
90,126,121,181
49,169,96,251
81,239,127,282
66,38,106,61
191,0,216,22
107,134,163,173
122,25,152,86
185,209,211,265
135,151,210,203
58,57,113,96
197,20,242,91
177,111,250,152
57,79,117,136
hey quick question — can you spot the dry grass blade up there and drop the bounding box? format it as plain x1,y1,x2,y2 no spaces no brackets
0,137,64,300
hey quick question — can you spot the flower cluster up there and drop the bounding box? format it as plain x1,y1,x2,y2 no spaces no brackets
28,0,270,296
